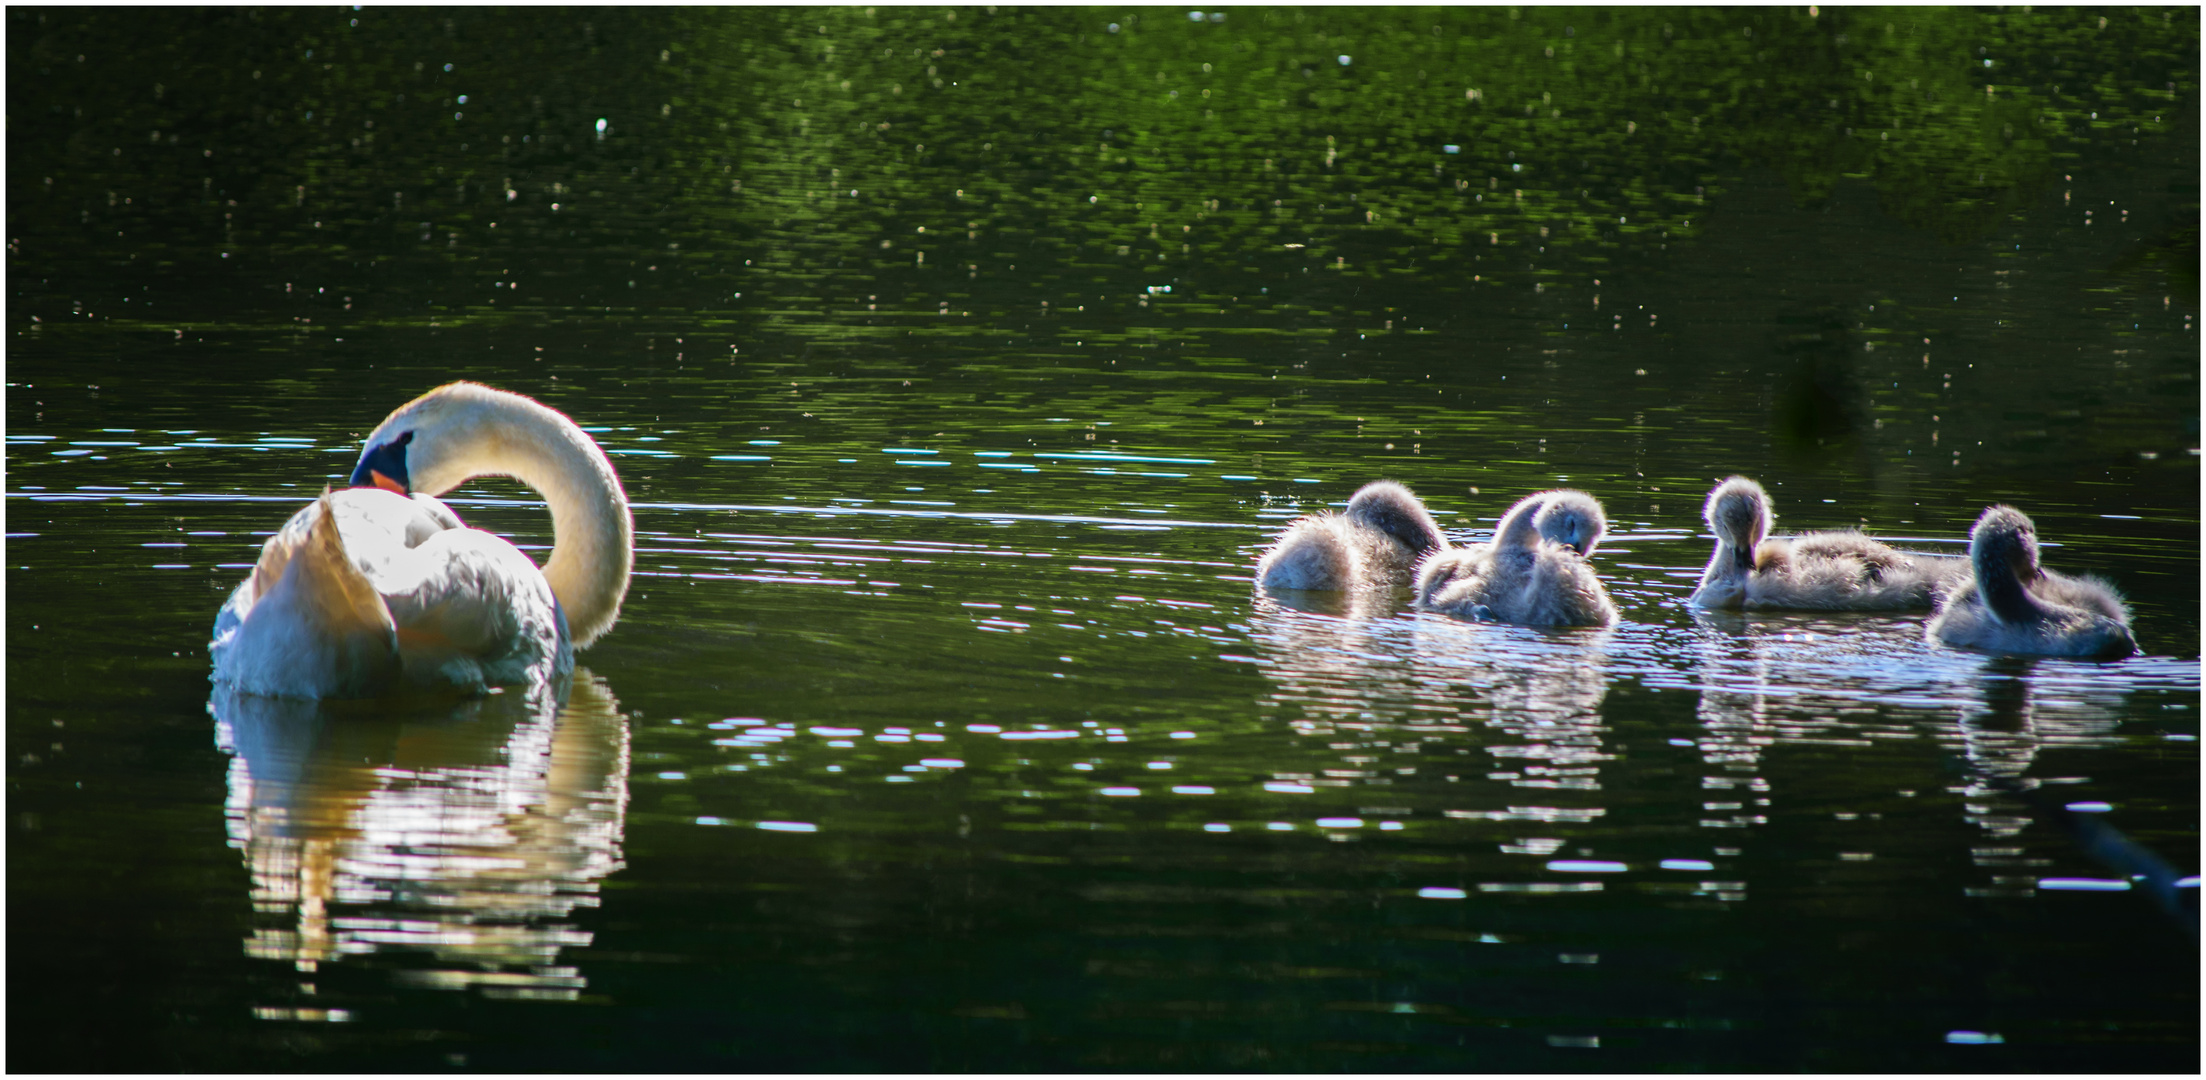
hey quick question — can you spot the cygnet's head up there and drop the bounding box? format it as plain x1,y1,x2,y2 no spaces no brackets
1345,479,1445,556
1704,476,1773,567
1532,489,1608,557
1970,504,2043,581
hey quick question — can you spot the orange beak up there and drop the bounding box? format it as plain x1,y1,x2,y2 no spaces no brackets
369,470,407,494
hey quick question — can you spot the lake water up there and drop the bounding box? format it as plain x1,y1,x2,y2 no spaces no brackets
8,7,2199,1072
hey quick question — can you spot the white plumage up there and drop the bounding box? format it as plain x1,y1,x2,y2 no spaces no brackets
211,382,632,699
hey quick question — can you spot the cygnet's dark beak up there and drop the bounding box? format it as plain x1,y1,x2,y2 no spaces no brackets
1734,548,1755,572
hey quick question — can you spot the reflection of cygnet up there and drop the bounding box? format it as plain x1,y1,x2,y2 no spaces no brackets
1254,480,1446,591
1415,490,1617,626
1690,475,1960,611
1928,505,2136,659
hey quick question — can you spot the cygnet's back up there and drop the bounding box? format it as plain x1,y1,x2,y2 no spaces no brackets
1254,480,1445,592
1928,505,2135,659
1416,490,1616,627
1690,475,1961,611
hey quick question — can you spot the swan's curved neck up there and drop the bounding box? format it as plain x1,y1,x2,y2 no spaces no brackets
1494,499,1546,550
1974,544,2047,626
1704,538,1751,579
1720,531,1756,573
533,434,632,647
434,393,633,646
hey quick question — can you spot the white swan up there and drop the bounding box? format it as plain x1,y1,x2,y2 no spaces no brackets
1415,489,1617,626
1690,475,1962,611
1927,505,2135,659
210,382,633,698
1254,480,1447,591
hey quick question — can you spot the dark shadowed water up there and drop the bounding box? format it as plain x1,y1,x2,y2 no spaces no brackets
8,7,2198,1072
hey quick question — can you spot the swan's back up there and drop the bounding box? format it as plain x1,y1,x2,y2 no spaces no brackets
1254,480,1444,593
1744,533,1959,611
1931,577,2136,658
1690,475,1958,611
1254,514,1359,591
1420,544,1616,627
1514,544,1619,626
213,488,572,697
2031,566,2132,623
378,525,572,690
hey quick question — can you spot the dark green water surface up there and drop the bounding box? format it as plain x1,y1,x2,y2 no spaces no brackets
8,7,2199,1072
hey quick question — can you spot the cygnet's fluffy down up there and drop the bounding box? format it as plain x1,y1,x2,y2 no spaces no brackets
1928,505,2136,659
1415,489,1617,627
1689,475,1963,611
1254,480,1447,591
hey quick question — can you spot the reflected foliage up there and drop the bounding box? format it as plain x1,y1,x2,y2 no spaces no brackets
9,6,2194,321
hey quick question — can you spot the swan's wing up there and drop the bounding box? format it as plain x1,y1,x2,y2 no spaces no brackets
217,489,467,637
324,488,466,550
1789,532,1959,593
1743,534,1950,611
1521,546,1618,626
211,492,402,698
1414,543,1495,603
1255,515,1356,591
401,493,468,541
373,528,568,691
1419,544,1520,617
2036,570,2132,623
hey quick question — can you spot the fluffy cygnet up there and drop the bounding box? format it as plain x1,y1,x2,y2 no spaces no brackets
1690,475,1962,611
1415,489,1617,627
1927,505,2136,659
1412,488,1605,599
1254,480,1447,591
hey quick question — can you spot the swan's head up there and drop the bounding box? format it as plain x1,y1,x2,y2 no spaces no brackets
1969,504,2043,582
349,382,553,496
1704,476,1772,569
1531,489,1608,557
1344,480,1445,556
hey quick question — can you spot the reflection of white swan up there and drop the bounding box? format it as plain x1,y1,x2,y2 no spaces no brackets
1254,480,1445,592
1416,490,1616,626
210,383,632,698
214,670,629,997
1928,505,2136,659
1690,476,1959,611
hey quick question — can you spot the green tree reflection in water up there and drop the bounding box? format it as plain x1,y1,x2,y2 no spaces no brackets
11,6,2193,337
